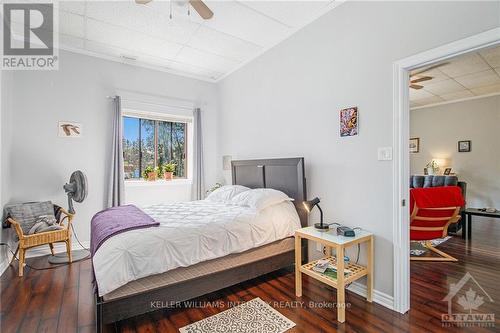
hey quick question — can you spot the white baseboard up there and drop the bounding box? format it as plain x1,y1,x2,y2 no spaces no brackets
0,241,90,276
347,281,394,310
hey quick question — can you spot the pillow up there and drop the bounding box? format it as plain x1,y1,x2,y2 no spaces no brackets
230,188,293,211
205,185,250,203
5,201,55,235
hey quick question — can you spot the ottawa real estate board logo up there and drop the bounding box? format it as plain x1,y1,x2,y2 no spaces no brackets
442,272,495,328
1,2,59,70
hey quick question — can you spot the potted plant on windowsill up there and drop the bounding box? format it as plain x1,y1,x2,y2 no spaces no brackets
143,166,157,181
163,163,176,181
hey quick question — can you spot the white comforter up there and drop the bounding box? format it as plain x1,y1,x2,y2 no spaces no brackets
93,200,301,296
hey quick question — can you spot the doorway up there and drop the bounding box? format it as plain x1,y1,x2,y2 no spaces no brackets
392,27,500,314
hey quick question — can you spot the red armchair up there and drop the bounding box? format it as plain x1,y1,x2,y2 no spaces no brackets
410,186,465,261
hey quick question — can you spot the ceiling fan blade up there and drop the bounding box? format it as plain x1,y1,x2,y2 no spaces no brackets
410,76,433,84
410,84,423,90
410,62,450,77
189,0,214,19
135,0,152,4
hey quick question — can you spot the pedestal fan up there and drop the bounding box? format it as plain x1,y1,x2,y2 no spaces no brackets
48,170,90,264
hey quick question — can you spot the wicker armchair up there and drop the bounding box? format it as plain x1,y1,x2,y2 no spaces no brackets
7,207,74,276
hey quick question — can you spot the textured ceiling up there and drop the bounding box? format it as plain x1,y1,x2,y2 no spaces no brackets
50,0,338,81
410,45,500,109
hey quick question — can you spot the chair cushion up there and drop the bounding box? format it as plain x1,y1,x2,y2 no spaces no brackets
4,201,55,235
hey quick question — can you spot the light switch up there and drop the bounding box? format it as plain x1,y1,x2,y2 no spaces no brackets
378,147,393,161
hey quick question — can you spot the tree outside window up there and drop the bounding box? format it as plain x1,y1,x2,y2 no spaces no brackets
122,116,187,179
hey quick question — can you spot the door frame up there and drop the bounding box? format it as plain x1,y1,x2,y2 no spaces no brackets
392,27,500,314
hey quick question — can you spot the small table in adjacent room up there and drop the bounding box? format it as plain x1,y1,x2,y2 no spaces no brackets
294,226,374,323
464,208,500,240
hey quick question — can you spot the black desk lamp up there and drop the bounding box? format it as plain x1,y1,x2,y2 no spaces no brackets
303,197,329,230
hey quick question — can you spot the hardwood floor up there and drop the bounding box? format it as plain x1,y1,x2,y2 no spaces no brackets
2,217,499,332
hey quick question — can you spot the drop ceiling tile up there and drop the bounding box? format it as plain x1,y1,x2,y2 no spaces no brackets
85,1,200,45
86,18,182,60
147,0,206,25
176,46,239,73
187,26,262,62
412,96,444,106
59,1,86,15
59,33,85,50
59,11,85,38
85,40,182,70
471,83,500,95
411,68,450,84
479,46,500,68
240,1,331,27
438,53,490,77
168,61,223,80
202,1,291,47
85,40,140,60
423,79,465,95
410,88,434,100
454,69,500,89
440,90,474,101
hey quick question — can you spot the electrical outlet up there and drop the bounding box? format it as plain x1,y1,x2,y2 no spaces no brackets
316,242,323,252
378,147,393,161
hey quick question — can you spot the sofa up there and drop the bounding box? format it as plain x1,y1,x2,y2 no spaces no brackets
410,175,467,234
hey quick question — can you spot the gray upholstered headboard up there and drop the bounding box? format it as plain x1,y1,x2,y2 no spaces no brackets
231,157,308,227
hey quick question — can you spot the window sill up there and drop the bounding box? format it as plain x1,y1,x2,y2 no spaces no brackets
125,179,192,187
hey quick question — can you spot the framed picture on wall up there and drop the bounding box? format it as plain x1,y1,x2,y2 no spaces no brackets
340,107,358,137
458,140,471,152
444,168,452,175
409,137,420,153
58,121,82,138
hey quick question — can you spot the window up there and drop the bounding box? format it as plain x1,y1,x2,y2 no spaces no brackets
123,116,187,180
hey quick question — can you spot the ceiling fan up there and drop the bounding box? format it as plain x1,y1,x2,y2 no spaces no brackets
135,0,214,20
409,62,449,90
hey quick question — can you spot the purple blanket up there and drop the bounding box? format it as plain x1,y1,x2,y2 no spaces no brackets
90,204,159,256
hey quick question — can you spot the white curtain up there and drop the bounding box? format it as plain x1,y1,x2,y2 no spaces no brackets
107,96,125,207
192,108,205,200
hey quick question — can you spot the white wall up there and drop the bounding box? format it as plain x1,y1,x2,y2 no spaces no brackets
217,1,500,297
410,95,500,207
2,50,218,252
0,71,14,271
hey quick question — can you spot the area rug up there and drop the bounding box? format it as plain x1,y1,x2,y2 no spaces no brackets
410,236,452,256
179,298,296,333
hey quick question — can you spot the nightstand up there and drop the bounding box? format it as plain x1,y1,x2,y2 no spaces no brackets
294,226,374,323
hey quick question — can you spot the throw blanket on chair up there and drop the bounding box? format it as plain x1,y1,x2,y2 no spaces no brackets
410,186,465,211
90,204,158,256
410,186,465,241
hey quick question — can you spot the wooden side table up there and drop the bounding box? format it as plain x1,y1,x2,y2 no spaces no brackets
294,227,374,323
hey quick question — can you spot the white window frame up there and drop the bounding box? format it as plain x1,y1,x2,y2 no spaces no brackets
122,108,194,185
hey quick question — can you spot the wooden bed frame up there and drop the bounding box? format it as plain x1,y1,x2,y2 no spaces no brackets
95,157,308,331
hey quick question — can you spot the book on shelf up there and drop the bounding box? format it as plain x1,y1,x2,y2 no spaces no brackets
322,266,350,279
312,259,351,277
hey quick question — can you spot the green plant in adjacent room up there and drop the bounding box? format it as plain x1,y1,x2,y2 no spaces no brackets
426,160,439,175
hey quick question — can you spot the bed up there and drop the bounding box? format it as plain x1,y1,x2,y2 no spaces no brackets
95,157,308,331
